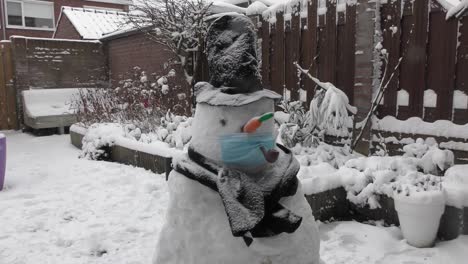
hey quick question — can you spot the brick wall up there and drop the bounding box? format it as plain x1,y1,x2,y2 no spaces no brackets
4,29,54,39
0,0,129,40
10,36,108,124
54,14,82,39
11,36,108,90
104,32,192,115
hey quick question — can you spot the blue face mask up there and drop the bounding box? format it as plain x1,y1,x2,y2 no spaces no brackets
220,133,275,168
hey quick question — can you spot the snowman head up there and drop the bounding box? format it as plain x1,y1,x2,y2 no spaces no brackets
190,14,282,170
190,84,280,168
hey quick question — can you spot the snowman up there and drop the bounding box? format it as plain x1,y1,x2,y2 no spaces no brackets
153,14,320,264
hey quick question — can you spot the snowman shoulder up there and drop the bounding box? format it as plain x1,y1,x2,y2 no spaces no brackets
167,170,221,205
278,181,314,218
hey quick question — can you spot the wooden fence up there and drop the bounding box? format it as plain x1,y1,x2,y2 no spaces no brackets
259,0,356,106
378,0,468,125
0,42,16,130
256,0,468,126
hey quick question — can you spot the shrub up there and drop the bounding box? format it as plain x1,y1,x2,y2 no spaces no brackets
72,66,190,133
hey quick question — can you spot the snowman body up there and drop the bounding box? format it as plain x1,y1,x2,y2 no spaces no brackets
153,85,320,264
154,169,320,264
153,14,320,264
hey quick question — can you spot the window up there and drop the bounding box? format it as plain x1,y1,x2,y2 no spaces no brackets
5,0,54,30
6,2,22,26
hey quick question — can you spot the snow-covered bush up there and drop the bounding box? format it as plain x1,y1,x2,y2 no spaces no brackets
80,123,125,160
278,89,355,148
294,141,359,169
73,67,190,133
277,101,318,148
140,112,193,149
309,84,355,137
342,156,444,208
403,138,454,175
80,116,192,160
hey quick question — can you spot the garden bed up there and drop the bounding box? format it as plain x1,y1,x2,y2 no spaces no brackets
306,186,468,241
71,126,468,242
70,127,174,178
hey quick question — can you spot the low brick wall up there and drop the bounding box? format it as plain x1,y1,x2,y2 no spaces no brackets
305,188,351,222
70,129,467,241
70,130,171,178
307,187,467,241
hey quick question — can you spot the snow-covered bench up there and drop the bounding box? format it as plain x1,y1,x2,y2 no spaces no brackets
22,88,87,133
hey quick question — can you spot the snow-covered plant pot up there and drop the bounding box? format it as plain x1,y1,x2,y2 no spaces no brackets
394,190,445,248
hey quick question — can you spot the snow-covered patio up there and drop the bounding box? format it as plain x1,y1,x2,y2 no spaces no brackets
0,132,467,264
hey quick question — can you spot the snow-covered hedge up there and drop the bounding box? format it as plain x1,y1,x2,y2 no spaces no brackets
76,114,192,161
299,138,462,209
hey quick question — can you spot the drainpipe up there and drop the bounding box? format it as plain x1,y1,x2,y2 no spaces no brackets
0,0,6,40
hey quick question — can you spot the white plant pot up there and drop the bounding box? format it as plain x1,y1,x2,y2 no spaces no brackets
394,192,445,248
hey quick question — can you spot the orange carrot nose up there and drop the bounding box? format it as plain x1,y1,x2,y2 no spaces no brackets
243,112,274,133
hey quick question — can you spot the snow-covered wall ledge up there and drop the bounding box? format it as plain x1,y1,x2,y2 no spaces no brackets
372,116,468,140
70,124,181,175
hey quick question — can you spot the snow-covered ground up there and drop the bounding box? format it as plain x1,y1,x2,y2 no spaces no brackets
0,131,168,264
0,131,467,264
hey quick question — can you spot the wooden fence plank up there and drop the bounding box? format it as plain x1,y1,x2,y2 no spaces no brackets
336,3,356,104
379,0,401,117
272,12,285,96
285,19,294,99
425,7,458,122
318,0,337,83
399,0,429,119
300,0,318,105
285,4,301,101
261,18,271,89
270,21,279,94
454,15,468,124
3,42,17,130
336,11,347,95
0,45,7,130
411,0,429,117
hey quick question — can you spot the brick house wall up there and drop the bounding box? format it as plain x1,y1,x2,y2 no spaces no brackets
104,31,192,115
53,13,81,39
0,0,129,40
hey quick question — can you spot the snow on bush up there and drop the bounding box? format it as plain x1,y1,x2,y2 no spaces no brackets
403,138,454,175
277,92,354,149
300,140,455,209
443,165,468,208
294,142,359,169
277,101,318,148
79,114,192,160
139,112,193,149
80,123,125,160
309,85,355,137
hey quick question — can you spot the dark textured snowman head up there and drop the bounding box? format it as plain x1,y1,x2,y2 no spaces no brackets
205,14,261,94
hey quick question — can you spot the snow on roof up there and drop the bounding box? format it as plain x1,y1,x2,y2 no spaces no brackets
60,7,136,39
86,0,132,4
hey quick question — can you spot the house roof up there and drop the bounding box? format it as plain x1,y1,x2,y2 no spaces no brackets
56,7,136,40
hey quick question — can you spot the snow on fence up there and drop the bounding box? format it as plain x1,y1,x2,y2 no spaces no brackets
250,0,468,124
257,0,356,106
377,0,468,124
